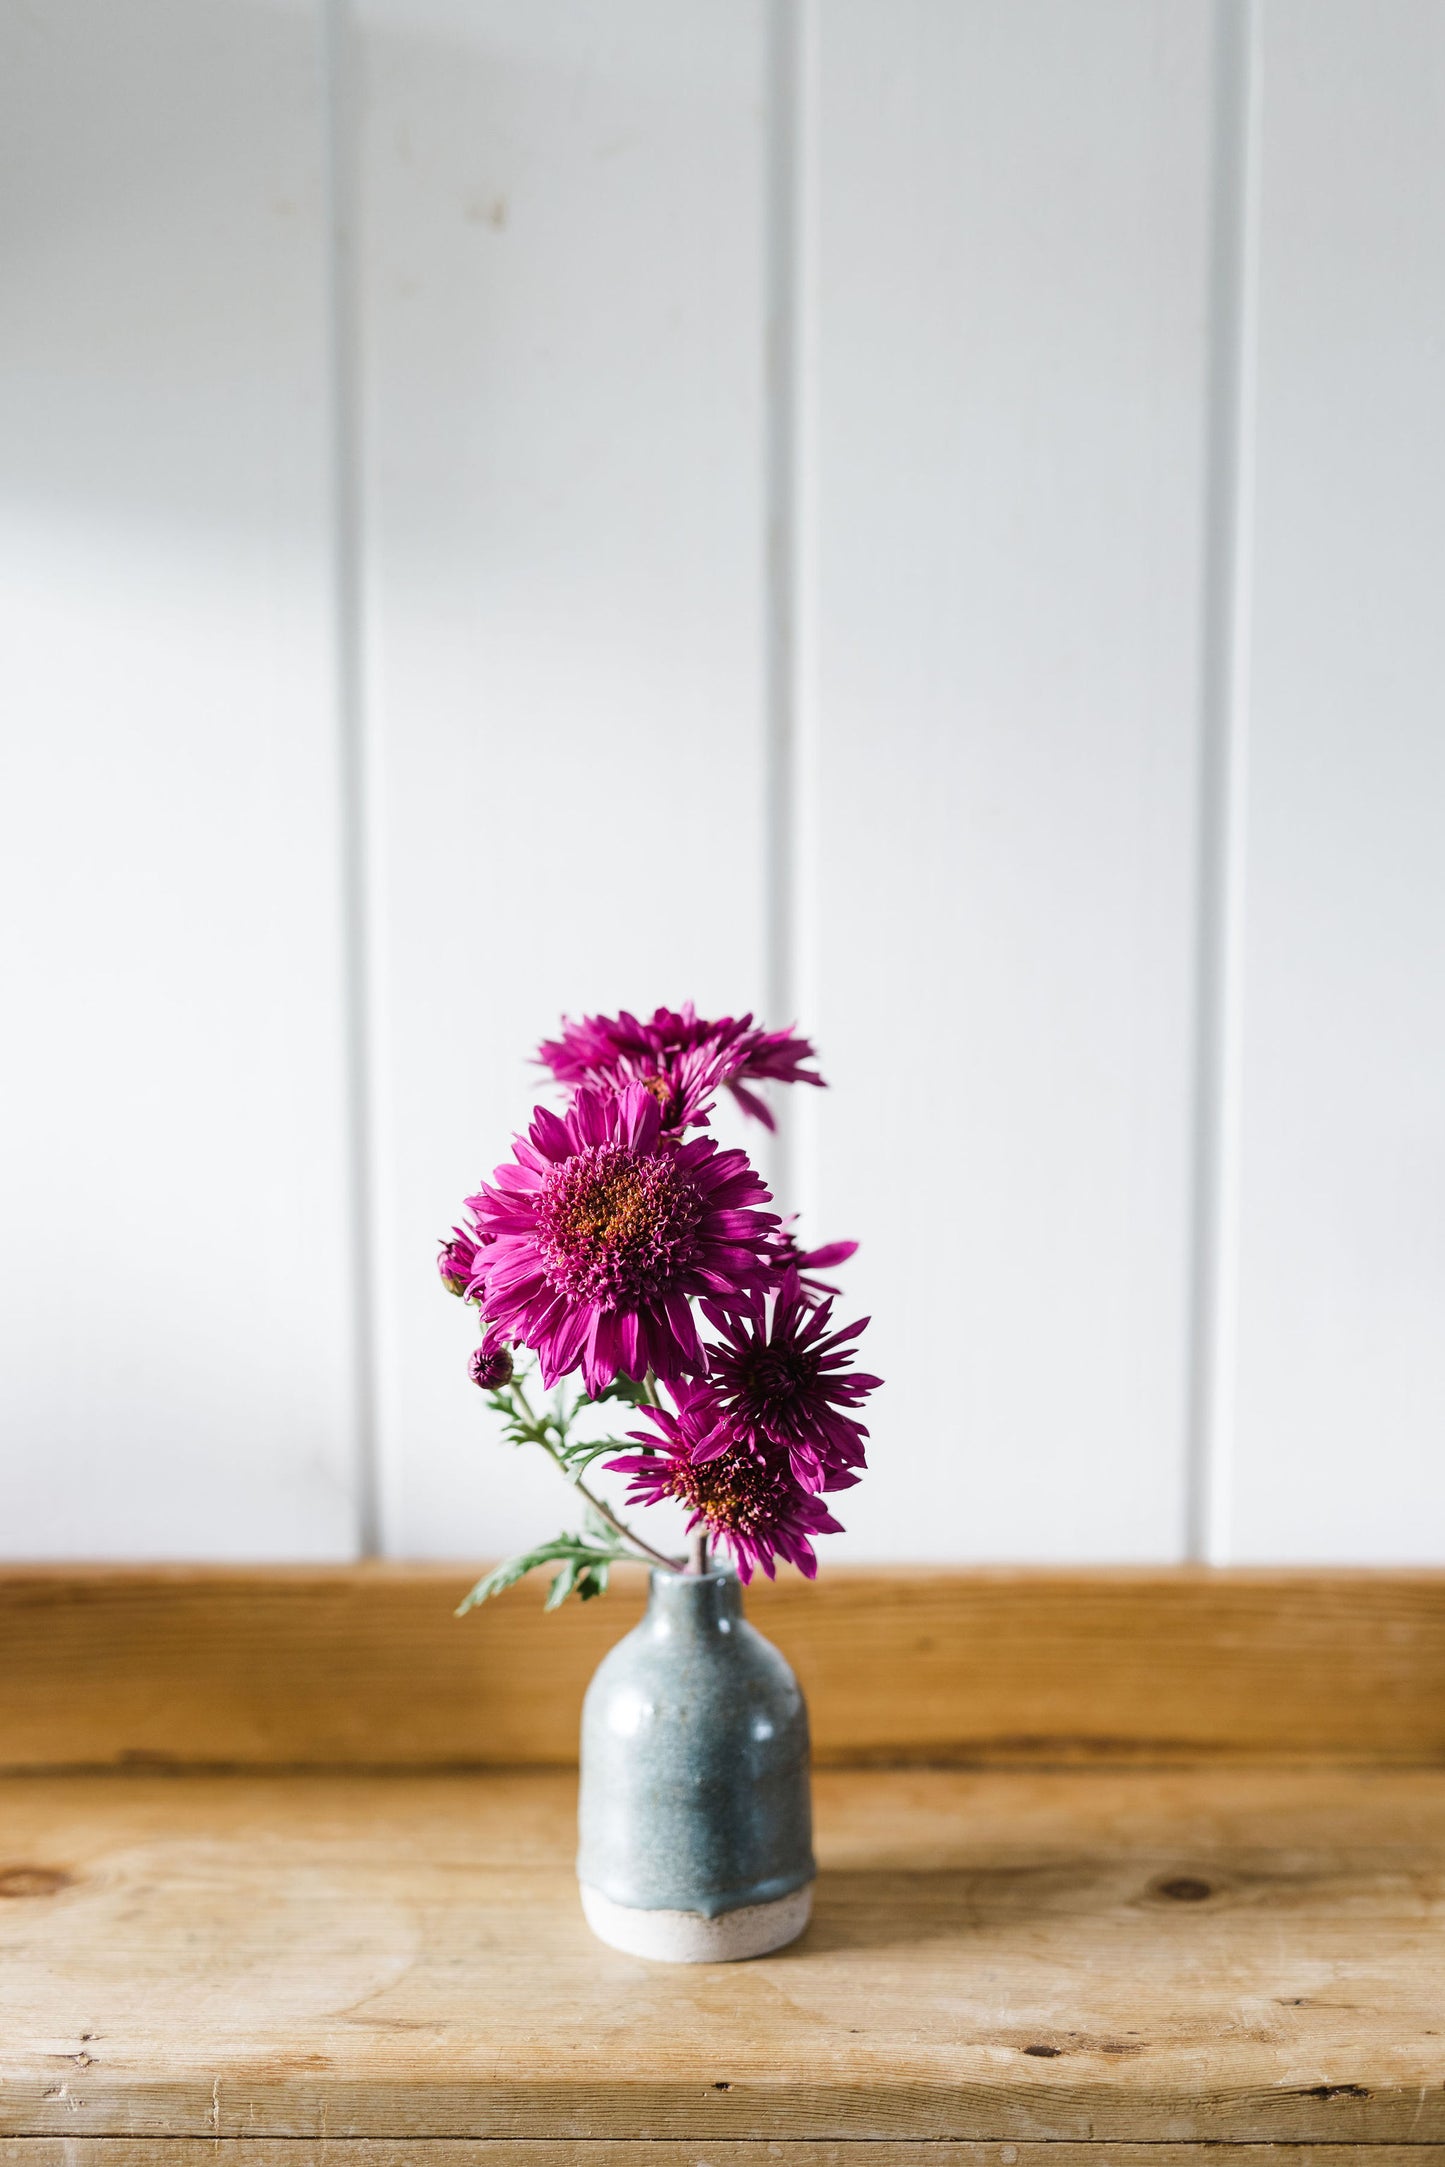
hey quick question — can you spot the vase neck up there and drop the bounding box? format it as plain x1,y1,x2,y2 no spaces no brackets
645,1566,742,1637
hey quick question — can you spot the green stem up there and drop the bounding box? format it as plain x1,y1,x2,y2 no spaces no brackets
509,1374,681,1573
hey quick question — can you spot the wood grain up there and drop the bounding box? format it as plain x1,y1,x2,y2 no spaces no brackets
4,1567,1445,1770
3,2152,1444,2167
2,1766,1445,2143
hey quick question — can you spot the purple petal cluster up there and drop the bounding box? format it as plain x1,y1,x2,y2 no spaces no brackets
441,1001,880,1583
608,1385,843,1583
770,1221,859,1299
704,1269,880,1493
601,1265,878,1581
723,1022,827,1131
462,1084,777,1396
537,1002,824,1133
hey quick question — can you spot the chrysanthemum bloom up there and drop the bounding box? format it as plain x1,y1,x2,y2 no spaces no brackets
468,1339,514,1391
607,1386,843,1583
704,1269,880,1493
438,1227,480,1297
587,1038,734,1132
537,1003,738,1090
536,1002,825,1132
464,1084,779,1394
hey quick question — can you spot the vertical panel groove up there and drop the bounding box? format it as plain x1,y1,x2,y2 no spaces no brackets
793,0,822,1242
1185,0,1263,1566
321,0,380,1557
765,0,801,1207
773,0,822,1232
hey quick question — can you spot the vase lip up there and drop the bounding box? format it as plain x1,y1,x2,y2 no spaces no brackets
643,1564,744,1622
647,1563,738,1589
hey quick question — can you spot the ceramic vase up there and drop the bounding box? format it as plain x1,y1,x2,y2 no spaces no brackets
576,1565,814,1961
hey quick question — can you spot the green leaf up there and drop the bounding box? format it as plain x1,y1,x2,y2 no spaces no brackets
455,1530,630,1617
542,1554,613,1608
580,1500,621,1548
586,1374,653,1411
542,1559,579,1609
552,1434,629,1481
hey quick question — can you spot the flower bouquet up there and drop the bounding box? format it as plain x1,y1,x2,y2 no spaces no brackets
439,1003,880,1960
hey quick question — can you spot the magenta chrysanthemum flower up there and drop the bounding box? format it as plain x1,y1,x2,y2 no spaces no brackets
536,1002,825,1133
607,1385,843,1583
703,1269,881,1493
597,1039,734,1132
538,1003,737,1088
438,1227,481,1297
463,1084,779,1395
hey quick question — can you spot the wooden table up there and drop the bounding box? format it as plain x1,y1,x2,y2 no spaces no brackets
3,1567,1445,2163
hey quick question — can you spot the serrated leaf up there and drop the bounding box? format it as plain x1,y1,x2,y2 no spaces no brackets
581,1500,619,1547
456,1529,630,1617
544,1559,582,1610
554,1435,628,1480
585,1374,653,1410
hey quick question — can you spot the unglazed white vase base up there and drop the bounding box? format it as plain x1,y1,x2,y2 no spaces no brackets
580,1881,813,1963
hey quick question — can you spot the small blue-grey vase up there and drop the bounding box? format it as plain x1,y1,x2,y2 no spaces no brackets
576,1565,815,1961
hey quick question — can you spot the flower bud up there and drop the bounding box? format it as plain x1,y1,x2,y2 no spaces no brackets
469,1340,514,1391
438,1228,479,1297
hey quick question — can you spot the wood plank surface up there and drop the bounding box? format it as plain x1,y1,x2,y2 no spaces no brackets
4,1567,1445,1771
2,1767,1444,2143
4,2152,1444,2167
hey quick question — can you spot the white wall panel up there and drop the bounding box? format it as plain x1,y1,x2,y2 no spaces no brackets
357,1,772,1555
7,0,1441,1570
1228,0,1445,1559
0,1,358,1554
802,0,1213,1559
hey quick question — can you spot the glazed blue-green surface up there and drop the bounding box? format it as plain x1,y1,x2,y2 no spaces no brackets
576,1567,815,1919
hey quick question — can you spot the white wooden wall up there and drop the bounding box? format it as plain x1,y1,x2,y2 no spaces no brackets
4,0,1442,1564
